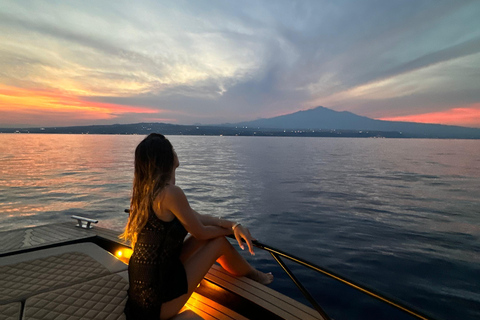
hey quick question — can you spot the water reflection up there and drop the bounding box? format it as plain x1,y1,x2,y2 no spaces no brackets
0,134,142,231
1,134,479,319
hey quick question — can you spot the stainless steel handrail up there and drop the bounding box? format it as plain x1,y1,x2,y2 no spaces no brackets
246,238,433,320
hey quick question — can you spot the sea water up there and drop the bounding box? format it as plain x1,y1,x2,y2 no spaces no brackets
0,134,479,320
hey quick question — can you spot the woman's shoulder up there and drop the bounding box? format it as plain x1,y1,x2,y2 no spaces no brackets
153,185,188,221
160,185,191,216
162,184,187,201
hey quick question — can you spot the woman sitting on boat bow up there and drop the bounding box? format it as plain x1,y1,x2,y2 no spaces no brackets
122,133,273,320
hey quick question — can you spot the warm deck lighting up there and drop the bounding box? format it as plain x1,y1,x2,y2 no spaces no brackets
115,248,133,264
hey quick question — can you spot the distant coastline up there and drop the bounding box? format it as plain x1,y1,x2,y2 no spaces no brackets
2,106,480,139
0,123,403,138
0,122,478,139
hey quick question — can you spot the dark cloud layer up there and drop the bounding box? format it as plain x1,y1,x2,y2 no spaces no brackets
0,0,479,126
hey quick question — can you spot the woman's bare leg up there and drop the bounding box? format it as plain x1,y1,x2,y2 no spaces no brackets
181,236,253,276
160,236,271,319
180,235,206,263
215,239,274,284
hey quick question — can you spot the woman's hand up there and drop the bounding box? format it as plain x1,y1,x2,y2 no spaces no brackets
233,224,256,255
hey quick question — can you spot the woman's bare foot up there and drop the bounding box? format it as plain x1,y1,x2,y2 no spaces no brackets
246,269,274,285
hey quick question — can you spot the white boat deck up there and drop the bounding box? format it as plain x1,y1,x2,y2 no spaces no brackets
0,222,324,320
0,222,126,257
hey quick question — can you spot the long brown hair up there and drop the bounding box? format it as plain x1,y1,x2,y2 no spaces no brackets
121,133,175,247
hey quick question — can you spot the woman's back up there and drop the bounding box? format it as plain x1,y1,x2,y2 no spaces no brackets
124,210,188,319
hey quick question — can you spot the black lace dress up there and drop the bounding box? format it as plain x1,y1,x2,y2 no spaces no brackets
124,210,188,320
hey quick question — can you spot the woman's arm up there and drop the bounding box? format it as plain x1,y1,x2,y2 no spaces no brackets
193,210,256,255
163,185,256,254
162,185,232,240
194,211,233,229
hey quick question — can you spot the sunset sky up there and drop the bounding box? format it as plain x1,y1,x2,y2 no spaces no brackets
1,0,479,128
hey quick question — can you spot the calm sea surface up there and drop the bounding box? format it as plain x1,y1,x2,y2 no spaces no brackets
1,134,479,320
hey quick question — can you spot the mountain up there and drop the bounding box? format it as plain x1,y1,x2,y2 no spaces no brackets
2,106,479,139
229,106,480,139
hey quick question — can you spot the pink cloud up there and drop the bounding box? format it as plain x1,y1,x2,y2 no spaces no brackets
0,84,164,126
377,105,480,128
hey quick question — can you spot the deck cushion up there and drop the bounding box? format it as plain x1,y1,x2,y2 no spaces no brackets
0,302,21,320
24,273,128,320
0,252,111,303
0,224,91,255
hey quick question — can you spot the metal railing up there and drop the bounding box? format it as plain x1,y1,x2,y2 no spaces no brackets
241,237,433,320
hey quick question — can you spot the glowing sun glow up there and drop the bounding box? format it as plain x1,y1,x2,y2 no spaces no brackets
378,105,480,127
0,84,160,123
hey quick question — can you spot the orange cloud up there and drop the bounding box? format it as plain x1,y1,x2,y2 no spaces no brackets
0,84,160,123
378,105,480,128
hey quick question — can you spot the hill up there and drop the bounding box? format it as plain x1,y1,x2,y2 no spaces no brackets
228,106,480,139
